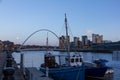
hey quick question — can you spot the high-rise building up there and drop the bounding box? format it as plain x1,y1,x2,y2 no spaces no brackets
92,34,103,43
59,35,65,49
82,35,88,46
74,37,79,48
59,35,70,49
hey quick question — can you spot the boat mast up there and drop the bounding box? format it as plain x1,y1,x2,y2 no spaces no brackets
65,13,70,65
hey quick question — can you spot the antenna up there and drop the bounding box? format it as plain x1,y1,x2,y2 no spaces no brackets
46,32,49,53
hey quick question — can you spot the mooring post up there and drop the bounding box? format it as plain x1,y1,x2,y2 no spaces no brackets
20,53,24,74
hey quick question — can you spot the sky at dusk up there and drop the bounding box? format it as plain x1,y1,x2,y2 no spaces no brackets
0,0,120,46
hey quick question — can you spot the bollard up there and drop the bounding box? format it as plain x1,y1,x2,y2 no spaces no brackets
2,67,15,80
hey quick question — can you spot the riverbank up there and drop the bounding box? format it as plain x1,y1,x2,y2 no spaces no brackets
17,48,113,53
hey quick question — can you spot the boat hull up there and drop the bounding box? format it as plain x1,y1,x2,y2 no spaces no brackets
40,66,85,80
85,67,108,78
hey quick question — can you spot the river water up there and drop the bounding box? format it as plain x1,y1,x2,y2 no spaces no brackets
13,51,120,80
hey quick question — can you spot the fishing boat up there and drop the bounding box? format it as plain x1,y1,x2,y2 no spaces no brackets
84,58,110,78
40,14,85,80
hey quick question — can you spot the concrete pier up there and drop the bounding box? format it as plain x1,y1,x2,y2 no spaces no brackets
14,68,24,80
25,67,53,80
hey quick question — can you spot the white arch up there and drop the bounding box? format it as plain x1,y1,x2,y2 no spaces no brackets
19,29,59,50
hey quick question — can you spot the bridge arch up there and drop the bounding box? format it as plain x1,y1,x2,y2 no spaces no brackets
19,29,59,50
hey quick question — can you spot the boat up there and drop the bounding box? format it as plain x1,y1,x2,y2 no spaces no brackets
40,14,85,80
84,58,111,78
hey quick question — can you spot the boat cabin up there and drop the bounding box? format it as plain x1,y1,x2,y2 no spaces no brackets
42,53,58,68
70,54,83,67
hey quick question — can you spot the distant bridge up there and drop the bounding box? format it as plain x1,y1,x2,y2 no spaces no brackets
19,29,59,50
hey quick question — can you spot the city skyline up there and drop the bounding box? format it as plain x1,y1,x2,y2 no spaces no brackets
0,0,120,46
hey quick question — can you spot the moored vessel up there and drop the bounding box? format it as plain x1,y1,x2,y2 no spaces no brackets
84,58,111,78
40,14,85,80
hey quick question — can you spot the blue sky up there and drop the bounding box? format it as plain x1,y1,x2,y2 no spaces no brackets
0,0,120,45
